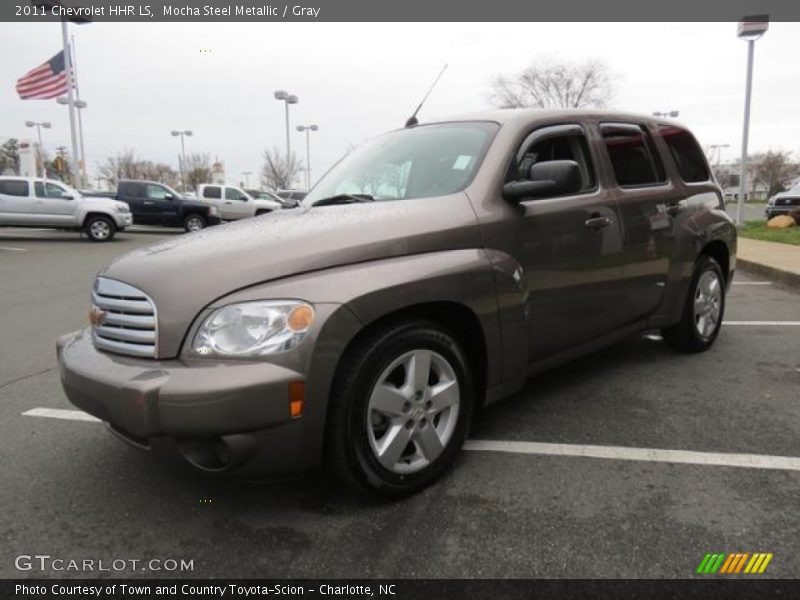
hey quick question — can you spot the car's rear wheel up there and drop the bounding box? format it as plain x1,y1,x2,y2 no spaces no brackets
326,320,474,496
183,214,206,232
662,255,725,352
85,215,116,242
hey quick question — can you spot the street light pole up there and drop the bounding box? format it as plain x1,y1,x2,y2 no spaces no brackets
171,130,193,192
25,120,51,180
736,15,769,225
296,124,318,189
274,90,299,158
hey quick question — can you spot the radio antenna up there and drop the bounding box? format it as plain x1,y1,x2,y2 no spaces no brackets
405,64,448,128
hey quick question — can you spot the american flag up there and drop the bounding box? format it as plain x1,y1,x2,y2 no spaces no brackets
16,51,71,100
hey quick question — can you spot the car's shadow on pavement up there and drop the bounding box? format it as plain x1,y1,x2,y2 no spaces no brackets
70,332,687,511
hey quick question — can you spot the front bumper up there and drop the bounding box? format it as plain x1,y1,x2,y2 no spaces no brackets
57,329,310,472
114,213,133,228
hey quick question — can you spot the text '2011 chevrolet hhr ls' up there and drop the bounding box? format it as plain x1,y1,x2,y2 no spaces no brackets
58,110,736,496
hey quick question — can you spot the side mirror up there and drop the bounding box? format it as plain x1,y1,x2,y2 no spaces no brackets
61,194,74,200
165,193,174,200
503,160,583,202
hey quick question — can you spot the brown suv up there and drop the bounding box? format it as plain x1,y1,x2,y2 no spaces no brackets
57,110,736,495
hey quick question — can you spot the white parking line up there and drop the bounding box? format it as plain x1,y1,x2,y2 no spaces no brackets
732,281,772,286
23,408,800,473
0,246,27,252
723,321,800,326
464,440,800,472
22,408,100,422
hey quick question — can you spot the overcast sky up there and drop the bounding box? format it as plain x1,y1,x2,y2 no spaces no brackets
1,21,798,188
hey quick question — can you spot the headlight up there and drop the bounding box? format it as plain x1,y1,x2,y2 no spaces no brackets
115,204,130,213
192,301,315,356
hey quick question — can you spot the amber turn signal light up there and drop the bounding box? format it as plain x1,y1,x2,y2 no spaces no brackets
287,304,314,332
289,381,305,418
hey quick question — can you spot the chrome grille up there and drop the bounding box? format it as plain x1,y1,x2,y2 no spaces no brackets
92,277,157,358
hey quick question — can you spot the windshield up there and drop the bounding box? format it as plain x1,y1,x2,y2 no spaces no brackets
304,122,498,205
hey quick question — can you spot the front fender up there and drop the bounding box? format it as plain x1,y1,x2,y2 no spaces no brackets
206,249,506,469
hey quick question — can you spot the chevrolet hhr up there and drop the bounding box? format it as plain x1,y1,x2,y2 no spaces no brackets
58,110,736,495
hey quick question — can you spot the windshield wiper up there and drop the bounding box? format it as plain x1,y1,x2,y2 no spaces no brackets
310,194,375,207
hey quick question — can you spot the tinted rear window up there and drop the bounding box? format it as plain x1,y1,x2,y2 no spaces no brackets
203,186,221,199
601,124,666,187
0,180,30,196
659,126,710,182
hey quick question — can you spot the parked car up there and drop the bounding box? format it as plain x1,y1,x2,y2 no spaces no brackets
113,180,221,232
197,184,282,220
57,110,736,496
765,191,800,219
276,189,307,203
0,177,132,242
246,189,298,209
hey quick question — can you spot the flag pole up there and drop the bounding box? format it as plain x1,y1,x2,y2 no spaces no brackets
60,20,80,187
70,34,87,189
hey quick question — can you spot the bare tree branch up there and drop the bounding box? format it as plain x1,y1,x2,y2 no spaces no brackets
490,56,616,110
261,147,302,190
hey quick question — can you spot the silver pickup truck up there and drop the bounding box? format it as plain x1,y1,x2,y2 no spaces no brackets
0,177,132,241
196,184,282,220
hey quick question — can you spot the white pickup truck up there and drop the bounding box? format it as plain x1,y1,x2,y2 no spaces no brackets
196,184,282,221
0,176,132,242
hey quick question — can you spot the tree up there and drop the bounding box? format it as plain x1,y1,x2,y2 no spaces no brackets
261,147,302,190
184,153,213,189
97,149,178,188
748,150,799,198
489,56,616,110
0,138,20,175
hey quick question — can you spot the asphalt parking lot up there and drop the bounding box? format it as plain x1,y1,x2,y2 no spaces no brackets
1,225,798,579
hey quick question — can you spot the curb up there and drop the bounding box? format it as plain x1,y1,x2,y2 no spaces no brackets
737,258,800,288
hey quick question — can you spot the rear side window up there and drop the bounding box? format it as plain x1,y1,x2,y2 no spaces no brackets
601,123,666,187
203,186,221,199
659,126,710,182
119,182,143,197
0,180,30,197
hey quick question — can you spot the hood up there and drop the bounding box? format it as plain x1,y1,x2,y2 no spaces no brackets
102,193,481,357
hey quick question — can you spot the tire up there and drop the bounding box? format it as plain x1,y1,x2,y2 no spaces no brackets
84,215,116,242
183,214,206,232
662,255,725,353
326,320,475,497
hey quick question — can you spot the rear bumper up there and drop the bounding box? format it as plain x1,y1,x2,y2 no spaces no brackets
57,329,312,473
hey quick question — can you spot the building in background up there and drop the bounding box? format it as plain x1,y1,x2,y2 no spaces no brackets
211,158,225,184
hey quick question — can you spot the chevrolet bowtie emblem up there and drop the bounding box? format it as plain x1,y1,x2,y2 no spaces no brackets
88,306,107,327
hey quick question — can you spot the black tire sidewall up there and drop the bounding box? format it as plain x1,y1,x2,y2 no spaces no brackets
85,216,115,242
184,214,206,231
671,256,725,351
338,323,474,495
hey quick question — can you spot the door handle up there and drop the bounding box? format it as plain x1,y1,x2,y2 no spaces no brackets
666,203,683,216
143,201,154,205
584,215,612,229
224,201,233,204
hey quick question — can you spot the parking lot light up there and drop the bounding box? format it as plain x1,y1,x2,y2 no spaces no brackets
171,129,193,192
274,90,299,157
296,124,319,189
736,14,769,225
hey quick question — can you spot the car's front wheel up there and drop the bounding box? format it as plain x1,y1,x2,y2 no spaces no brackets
183,214,206,232
662,255,725,352
326,320,474,496
84,215,116,242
